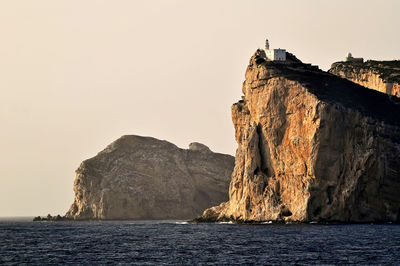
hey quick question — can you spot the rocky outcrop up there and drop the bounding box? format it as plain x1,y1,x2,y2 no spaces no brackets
196,50,400,223
329,60,400,97
65,135,234,220
33,214,68,222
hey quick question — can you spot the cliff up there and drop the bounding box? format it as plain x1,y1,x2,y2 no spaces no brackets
329,60,400,97
65,135,234,220
195,50,400,223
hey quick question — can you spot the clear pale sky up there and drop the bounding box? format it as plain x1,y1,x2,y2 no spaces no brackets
0,0,399,216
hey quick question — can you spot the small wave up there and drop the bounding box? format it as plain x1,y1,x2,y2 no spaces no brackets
175,221,188,225
218,221,234,224
262,221,273,224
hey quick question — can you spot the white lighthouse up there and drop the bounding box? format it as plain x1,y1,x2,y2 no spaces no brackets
264,39,286,61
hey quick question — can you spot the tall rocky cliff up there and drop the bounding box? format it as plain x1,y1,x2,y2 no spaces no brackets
65,135,234,220
196,50,400,223
329,60,400,97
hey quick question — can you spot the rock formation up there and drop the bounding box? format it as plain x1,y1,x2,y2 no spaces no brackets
65,135,234,220
195,50,400,223
329,60,400,97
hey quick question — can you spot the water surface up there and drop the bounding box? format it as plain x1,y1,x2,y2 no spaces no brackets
1,219,399,265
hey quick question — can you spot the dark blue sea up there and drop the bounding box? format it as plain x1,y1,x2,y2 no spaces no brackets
1,218,400,265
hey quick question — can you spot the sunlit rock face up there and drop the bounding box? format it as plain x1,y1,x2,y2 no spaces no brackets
329,60,400,97
196,50,400,223
65,135,234,220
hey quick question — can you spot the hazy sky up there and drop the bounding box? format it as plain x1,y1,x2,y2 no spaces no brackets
1,0,399,216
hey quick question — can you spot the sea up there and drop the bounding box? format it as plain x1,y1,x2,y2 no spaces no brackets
1,218,400,265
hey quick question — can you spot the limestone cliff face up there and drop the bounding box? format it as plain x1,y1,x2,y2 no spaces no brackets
197,50,400,223
329,61,400,97
65,135,234,220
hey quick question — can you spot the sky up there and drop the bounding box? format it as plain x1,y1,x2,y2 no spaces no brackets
0,0,399,216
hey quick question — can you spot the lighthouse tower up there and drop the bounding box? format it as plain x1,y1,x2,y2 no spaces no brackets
264,39,286,61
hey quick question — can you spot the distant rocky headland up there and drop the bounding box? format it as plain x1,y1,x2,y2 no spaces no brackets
329,60,400,97
35,136,234,221
63,135,234,220
195,48,400,224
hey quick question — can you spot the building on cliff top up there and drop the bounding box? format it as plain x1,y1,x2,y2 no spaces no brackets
346,52,364,63
265,39,286,61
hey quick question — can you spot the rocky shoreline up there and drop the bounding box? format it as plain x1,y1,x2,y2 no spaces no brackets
189,216,400,225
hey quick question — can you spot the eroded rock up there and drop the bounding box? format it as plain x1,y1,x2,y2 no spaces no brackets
65,135,234,220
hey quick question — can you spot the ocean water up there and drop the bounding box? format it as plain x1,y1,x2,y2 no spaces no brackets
1,218,400,265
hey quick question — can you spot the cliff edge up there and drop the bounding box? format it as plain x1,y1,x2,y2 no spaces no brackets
329,60,400,97
195,50,400,223
65,135,234,220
